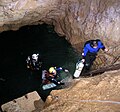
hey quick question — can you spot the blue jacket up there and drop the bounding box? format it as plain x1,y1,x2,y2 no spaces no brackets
83,40,105,57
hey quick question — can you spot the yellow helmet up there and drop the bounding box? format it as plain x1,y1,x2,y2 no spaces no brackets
49,67,56,74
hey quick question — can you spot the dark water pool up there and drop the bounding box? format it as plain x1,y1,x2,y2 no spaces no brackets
0,24,79,105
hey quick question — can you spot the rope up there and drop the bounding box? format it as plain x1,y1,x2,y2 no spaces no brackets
79,99,120,105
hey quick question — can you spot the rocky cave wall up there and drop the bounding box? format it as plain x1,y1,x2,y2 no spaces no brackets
0,1,120,111
0,0,120,63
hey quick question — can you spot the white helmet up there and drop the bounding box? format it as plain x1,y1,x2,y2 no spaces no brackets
32,54,39,60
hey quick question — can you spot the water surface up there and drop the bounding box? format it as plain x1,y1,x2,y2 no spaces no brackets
0,24,79,104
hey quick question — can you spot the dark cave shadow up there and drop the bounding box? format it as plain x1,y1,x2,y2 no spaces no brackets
0,24,78,106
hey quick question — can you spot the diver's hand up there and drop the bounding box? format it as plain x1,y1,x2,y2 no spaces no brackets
58,81,65,85
81,59,85,63
104,48,109,52
64,69,69,72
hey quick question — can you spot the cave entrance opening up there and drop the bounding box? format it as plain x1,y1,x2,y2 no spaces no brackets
0,23,79,104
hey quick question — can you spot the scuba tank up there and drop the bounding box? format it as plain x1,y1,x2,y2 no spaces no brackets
73,60,84,78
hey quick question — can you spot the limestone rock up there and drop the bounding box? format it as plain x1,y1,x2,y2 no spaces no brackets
41,70,120,112
1,91,44,112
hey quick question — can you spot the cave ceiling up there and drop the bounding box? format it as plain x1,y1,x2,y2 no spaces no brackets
0,0,120,59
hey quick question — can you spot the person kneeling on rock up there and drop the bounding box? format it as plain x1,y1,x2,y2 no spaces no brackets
42,67,69,85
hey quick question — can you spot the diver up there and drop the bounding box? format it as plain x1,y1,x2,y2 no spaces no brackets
81,39,108,72
26,53,42,71
42,67,69,85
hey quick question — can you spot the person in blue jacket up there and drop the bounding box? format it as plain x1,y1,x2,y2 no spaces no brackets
81,39,108,72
